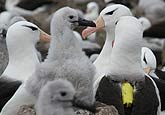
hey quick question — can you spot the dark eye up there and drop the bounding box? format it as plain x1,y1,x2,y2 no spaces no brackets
69,15,74,19
60,92,67,96
22,25,38,31
105,8,118,15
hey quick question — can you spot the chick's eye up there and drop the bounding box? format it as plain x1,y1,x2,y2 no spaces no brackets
69,15,74,19
60,92,67,96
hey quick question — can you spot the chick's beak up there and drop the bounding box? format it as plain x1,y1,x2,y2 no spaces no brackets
82,16,105,39
39,29,51,43
78,17,96,27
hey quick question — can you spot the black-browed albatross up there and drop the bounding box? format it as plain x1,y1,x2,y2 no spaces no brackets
0,21,50,115
83,4,161,115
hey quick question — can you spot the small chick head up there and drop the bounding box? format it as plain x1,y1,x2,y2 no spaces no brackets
39,79,76,105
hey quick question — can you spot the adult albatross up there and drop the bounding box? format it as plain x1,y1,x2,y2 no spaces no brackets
0,21,50,114
82,4,132,92
83,5,160,115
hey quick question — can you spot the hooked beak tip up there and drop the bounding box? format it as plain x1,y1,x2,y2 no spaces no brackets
81,16,104,39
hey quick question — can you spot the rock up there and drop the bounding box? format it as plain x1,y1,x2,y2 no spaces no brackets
75,102,119,115
17,103,119,115
18,105,36,115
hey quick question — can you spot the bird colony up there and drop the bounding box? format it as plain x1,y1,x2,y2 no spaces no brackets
0,0,165,115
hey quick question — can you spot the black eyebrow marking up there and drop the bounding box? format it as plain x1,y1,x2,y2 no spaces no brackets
22,25,38,31
105,8,118,15
143,53,147,64
115,20,119,25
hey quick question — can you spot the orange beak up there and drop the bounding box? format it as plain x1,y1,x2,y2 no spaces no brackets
39,30,51,43
82,16,105,39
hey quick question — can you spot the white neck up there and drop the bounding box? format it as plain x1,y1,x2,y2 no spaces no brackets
93,28,115,81
3,41,39,81
108,17,144,82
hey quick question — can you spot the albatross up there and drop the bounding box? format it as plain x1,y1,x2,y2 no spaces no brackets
2,21,50,82
26,6,96,111
141,47,158,78
1,7,96,115
95,16,160,115
83,4,161,115
82,4,132,91
0,21,50,115
0,16,28,110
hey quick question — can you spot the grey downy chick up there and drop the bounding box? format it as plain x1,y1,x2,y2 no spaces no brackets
36,79,76,115
26,7,96,110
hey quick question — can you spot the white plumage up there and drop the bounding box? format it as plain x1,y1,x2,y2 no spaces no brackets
108,16,144,82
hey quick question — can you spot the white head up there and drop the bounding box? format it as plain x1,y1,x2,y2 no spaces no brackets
7,21,39,46
141,47,157,74
139,17,151,31
86,2,99,15
100,4,132,30
82,4,132,38
6,21,50,62
0,11,14,25
3,21,50,80
6,21,50,51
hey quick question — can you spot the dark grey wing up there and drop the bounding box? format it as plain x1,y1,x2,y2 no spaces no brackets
16,0,53,11
132,76,159,115
152,77,165,111
0,77,22,111
95,76,124,115
155,69,165,80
